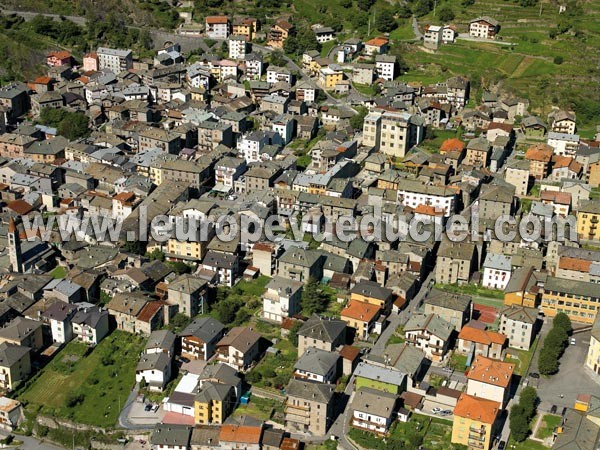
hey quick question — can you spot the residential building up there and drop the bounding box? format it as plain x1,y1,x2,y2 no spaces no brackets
503,266,544,308
228,35,248,60
0,397,22,429
404,314,455,362
219,422,263,450
266,66,293,85
314,27,335,43
268,20,294,48
0,343,30,390
136,352,171,391
550,110,577,134
457,326,506,360
284,379,334,436
42,302,78,344
482,253,512,290
435,240,478,285
180,317,226,361
354,361,407,394
362,110,424,159
293,347,340,384
205,16,230,39
202,250,239,287
375,55,396,81
167,274,208,317
0,317,44,352
469,17,499,39
351,388,398,436
71,306,109,345
452,393,500,450
145,330,176,357
297,314,346,356
262,276,303,323
350,281,393,311
233,17,258,40
194,382,236,424
277,247,324,282
340,300,381,340
466,356,514,408
577,200,600,241
541,276,598,324
464,137,491,167
547,132,580,157
585,314,600,376
525,143,553,180
504,159,530,196
424,25,442,49
498,305,539,350
552,400,600,450
478,183,515,221
150,424,192,450
97,47,133,72
215,326,262,371
423,289,472,330
138,127,181,154
364,37,389,56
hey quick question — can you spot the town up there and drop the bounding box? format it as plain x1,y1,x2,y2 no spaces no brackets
0,3,598,450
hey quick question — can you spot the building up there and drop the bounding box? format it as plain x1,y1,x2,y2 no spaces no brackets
136,352,171,391
577,200,600,241
525,144,553,180
469,17,499,39
42,302,78,344
150,424,192,450
482,253,512,290
466,356,514,408
194,382,236,424
215,326,262,371
293,347,340,384
284,378,335,436
552,400,600,450
71,306,109,345
452,393,500,450
541,276,598,324
351,388,398,436
435,240,478,285
504,159,530,196
424,25,442,49
362,110,424,159
503,266,543,308
97,47,133,72
219,422,263,450
340,300,381,340
139,128,181,154
499,305,539,350
457,326,506,360
180,317,225,361
0,317,44,352
0,397,22,429
0,342,30,390
585,314,600,376
297,314,346,356
551,110,577,135
375,55,396,81
262,276,303,323
232,17,258,40
167,274,208,317
364,37,389,56
205,16,230,39
314,27,335,43
350,281,393,311
268,20,294,48
423,289,472,330
404,314,455,362
464,137,491,167
228,35,248,60
354,361,406,394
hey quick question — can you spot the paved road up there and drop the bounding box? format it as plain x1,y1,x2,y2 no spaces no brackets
118,383,156,431
412,17,423,40
7,434,65,450
456,35,516,46
0,8,87,26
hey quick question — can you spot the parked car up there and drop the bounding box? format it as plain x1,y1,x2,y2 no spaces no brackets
561,407,567,416
498,441,506,450
432,407,442,414
144,403,153,412
440,410,452,416
530,372,540,379
550,404,558,414
570,338,576,345
152,403,159,412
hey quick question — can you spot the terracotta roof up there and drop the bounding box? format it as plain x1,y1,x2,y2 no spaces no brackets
440,138,465,153
84,52,97,58
487,122,513,132
558,256,591,272
274,20,293,30
414,204,445,216
340,300,379,322
339,345,360,362
400,391,423,409
252,242,276,253
113,191,136,204
136,301,164,323
551,155,582,173
458,326,506,346
467,355,514,388
540,190,571,205
365,37,389,47
48,51,71,60
219,425,262,444
8,199,34,215
206,16,229,24
33,76,53,85
454,393,500,424
525,144,553,162
280,438,300,450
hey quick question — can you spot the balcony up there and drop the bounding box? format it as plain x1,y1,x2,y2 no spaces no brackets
469,427,486,435
469,433,486,441
468,440,486,449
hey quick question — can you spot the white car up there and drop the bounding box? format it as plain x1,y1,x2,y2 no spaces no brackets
432,407,442,414
570,338,576,345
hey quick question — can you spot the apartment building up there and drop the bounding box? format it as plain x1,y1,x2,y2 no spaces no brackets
469,17,499,39
585,314,600,376
297,314,346,356
577,200,600,241
524,143,553,180
197,121,233,151
423,289,472,330
268,20,294,48
138,128,181,154
205,16,230,39
284,379,335,436
397,179,457,217
215,326,262,372
262,276,303,323
452,393,500,450
435,240,478,285
362,111,424,158
466,356,514,408
541,276,598,324
375,55,396,81
351,388,398,436
97,47,133,72
498,305,539,350
228,35,248,60
404,313,455,362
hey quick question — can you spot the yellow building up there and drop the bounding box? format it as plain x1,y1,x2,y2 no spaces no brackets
232,18,257,40
586,314,600,376
541,276,598,324
167,238,208,262
452,393,500,450
194,382,235,425
503,266,541,308
577,200,600,240
319,67,344,90
350,281,393,310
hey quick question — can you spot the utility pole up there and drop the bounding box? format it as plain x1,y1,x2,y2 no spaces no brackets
539,0,543,16
434,0,438,17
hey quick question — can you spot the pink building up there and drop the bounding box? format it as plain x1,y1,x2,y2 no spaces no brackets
83,52,99,72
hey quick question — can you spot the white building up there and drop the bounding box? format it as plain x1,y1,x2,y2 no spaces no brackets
236,131,281,163
351,388,398,436
482,253,512,290
397,179,456,217
295,80,316,103
424,25,442,49
244,53,263,80
267,66,293,85
547,132,580,156
215,156,247,189
71,306,110,345
442,25,456,43
42,302,78,344
136,352,172,392
228,35,248,60
375,55,396,81
469,16,499,39
262,276,302,323
205,16,230,39
404,313,454,362
97,47,133,73
293,347,340,384
313,27,335,43
272,115,295,145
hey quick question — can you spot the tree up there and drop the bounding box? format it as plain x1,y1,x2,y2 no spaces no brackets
553,55,564,64
168,261,192,274
538,347,559,375
301,278,328,314
519,387,538,420
350,107,368,130
288,320,303,347
215,297,243,324
413,0,433,17
376,8,398,32
438,6,455,22
269,51,287,67
340,0,352,7
395,3,413,18
520,0,538,6
357,0,375,11
554,312,572,333
509,404,530,442
146,249,165,261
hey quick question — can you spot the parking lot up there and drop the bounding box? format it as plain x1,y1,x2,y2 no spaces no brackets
125,400,166,426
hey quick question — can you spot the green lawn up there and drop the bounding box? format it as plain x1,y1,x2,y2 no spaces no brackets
504,339,537,376
233,395,284,422
233,276,270,297
389,19,416,41
50,266,67,279
449,353,468,371
248,339,297,390
434,283,504,300
508,438,551,450
535,414,562,440
19,331,145,428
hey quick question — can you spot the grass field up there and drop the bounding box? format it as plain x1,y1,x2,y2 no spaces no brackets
505,342,536,376
19,331,145,428
508,438,551,450
535,414,562,439
50,266,67,279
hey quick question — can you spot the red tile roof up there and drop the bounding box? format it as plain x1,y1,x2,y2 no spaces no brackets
340,300,379,322
454,393,500,424
206,16,229,24
219,425,262,444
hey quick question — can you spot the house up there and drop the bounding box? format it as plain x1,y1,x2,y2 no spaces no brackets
277,247,324,282
503,266,543,308
435,240,478,285
0,342,30,390
351,388,398,436
364,37,389,56
549,155,582,182
482,253,512,290
585,314,600,376
469,17,499,39
232,17,258,40
541,276,598,324
521,116,547,138
350,281,393,311
97,47,133,72
150,424,192,450
228,35,248,60
540,190,571,217
340,300,381,340
354,361,406,394
297,314,346,356
314,27,335,43
136,352,172,391
202,250,239,287
451,393,500,450
464,137,491,167
167,274,208,317
442,25,457,43
404,314,454,362
198,363,242,399
219,422,263,450
293,347,340,384
47,50,71,67
284,378,335,436
457,326,506,360
375,55,396,81
499,305,539,350
190,425,221,450
466,355,514,408
577,200,600,241
179,317,225,361
205,16,230,39
0,317,44,352
478,183,515,221
423,289,472,330
550,110,577,134
268,20,294,48
525,143,553,180
424,25,442,49
215,326,262,371
365,343,427,389
194,381,236,424
504,159,530,196
71,306,109,345
0,396,23,429
107,293,150,334
547,132,580,156
319,66,344,90
262,276,303,323
42,302,78,344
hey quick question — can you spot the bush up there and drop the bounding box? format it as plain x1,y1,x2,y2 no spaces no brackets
438,6,455,22
65,392,85,408
553,56,564,65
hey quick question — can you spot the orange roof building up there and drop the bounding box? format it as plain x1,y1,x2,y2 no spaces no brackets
219,425,262,445
453,393,500,424
525,143,553,162
466,355,514,407
205,16,229,24
365,37,389,47
440,138,465,154
340,300,380,340
452,393,500,450
457,326,506,360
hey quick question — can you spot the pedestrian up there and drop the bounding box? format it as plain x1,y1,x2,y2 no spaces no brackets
560,394,564,398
